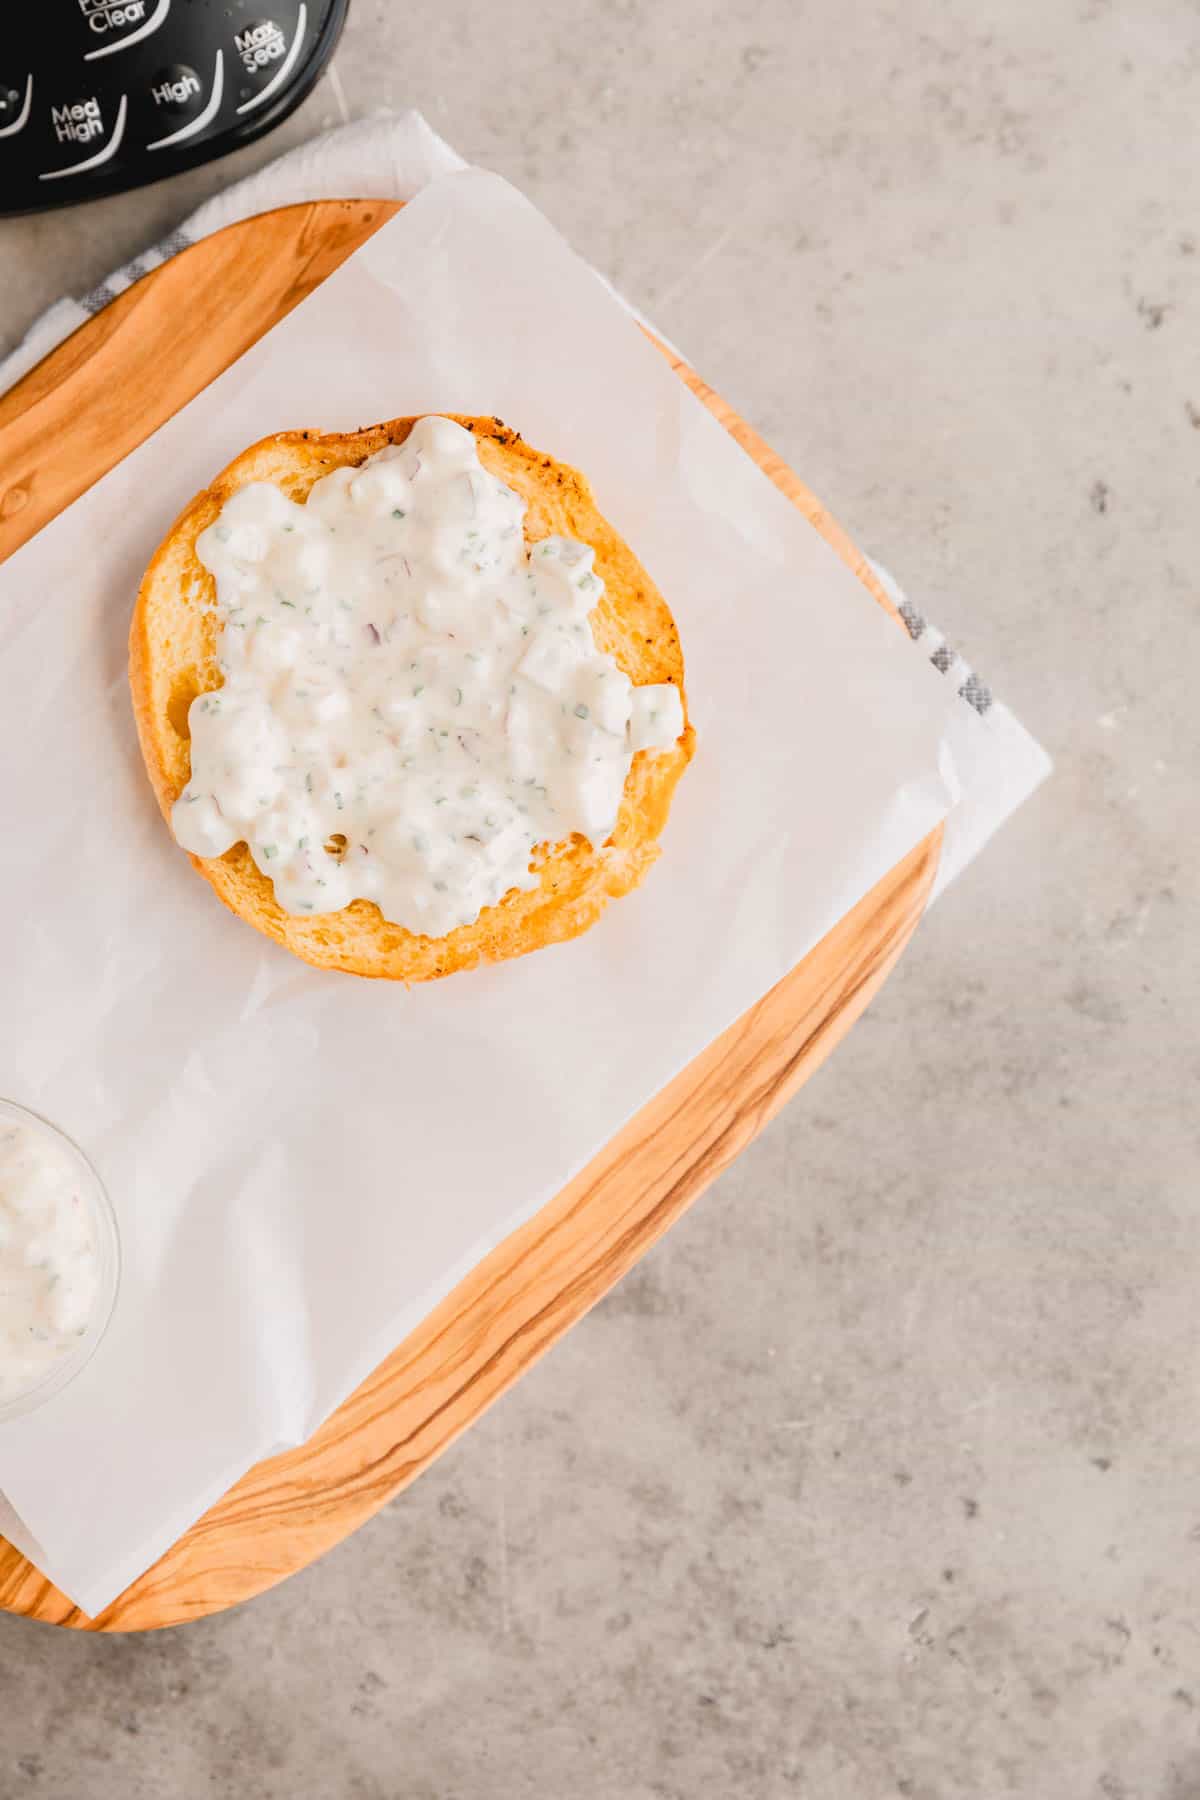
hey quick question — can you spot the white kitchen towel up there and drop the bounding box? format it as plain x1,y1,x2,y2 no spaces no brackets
0,110,1050,896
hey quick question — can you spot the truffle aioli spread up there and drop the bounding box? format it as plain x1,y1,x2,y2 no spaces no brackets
174,417,685,937
0,1113,102,1404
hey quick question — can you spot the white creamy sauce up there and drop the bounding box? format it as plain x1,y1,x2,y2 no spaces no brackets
174,416,685,937
0,1117,100,1402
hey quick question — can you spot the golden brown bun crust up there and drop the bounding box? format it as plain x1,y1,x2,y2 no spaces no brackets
129,416,694,981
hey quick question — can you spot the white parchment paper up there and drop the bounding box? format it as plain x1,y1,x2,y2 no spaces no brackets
0,168,961,1615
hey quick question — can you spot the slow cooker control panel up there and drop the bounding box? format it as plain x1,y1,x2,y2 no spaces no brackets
2,0,348,215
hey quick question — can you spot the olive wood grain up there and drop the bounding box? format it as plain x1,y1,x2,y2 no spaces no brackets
0,201,940,1629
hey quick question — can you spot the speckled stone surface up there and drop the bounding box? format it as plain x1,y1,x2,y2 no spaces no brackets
2,3,1197,1796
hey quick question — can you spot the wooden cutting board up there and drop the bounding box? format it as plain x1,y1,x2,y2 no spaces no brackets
0,200,940,1631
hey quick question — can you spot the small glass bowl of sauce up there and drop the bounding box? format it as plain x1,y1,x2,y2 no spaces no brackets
0,1098,121,1424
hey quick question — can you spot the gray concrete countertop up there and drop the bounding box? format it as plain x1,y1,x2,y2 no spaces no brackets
2,3,1196,1797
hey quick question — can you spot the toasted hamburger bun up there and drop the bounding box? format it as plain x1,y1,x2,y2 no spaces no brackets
129,416,694,982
